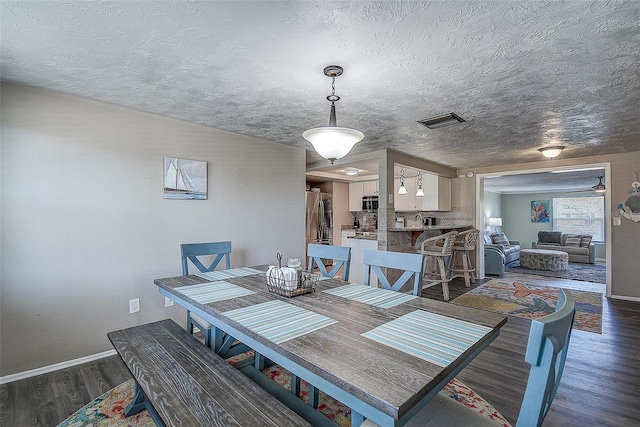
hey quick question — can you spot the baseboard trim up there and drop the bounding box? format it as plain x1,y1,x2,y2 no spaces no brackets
609,294,640,303
0,349,117,385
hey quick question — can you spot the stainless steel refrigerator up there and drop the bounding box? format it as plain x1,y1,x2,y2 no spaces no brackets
305,191,333,267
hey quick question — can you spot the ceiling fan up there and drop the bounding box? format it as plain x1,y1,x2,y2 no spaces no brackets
561,176,606,194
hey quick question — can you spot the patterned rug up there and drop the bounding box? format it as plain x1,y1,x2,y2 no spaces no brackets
58,352,511,427
452,279,603,334
505,259,606,283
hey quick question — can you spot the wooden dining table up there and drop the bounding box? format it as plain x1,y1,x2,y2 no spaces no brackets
155,266,507,427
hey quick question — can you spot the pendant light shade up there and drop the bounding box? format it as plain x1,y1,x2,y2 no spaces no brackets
303,127,363,163
416,172,425,197
398,167,408,194
303,66,364,164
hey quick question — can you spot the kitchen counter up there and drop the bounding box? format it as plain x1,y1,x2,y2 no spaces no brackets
347,234,378,240
390,225,471,231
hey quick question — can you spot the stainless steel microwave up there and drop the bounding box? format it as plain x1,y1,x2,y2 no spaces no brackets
362,196,378,211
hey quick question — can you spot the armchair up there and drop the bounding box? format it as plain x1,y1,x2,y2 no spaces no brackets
483,232,521,264
484,246,506,276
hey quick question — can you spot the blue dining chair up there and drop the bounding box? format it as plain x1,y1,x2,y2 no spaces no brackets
307,243,351,281
180,241,231,348
363,249,425,296
363,289,576,427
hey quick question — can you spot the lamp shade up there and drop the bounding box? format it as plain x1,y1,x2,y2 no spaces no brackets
303,127,364,163
487,217,503,226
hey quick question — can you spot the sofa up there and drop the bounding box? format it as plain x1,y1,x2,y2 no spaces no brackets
483,232,521,276
531,231,595,264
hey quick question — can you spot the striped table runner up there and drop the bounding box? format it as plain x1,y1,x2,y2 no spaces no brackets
175,281,255,304
323,283,417,309
362,310,492,366
223,300,337,344
195,267,263,282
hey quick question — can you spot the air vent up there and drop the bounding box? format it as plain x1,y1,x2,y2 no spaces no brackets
417,112,465,129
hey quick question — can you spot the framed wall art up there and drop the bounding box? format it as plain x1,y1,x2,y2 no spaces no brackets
163,157,207,200
531,200,549,223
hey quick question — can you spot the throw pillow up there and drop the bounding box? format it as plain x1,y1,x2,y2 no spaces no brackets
580,235,593,247
564,234,581,247
538,231,562,244
491,233,510,246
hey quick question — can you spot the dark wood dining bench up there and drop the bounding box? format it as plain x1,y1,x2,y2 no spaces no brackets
107,319,311,427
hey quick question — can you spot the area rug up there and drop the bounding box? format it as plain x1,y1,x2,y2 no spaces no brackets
452,279,603,334
506,259,606,283
58,353,511,427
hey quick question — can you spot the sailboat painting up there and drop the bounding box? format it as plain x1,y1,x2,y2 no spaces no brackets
163,157,207,200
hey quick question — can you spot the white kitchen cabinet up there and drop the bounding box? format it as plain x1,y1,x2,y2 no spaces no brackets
341,230,356,246
349,180,379,211
394,177,418,211
394,174,451,211
348,182,363,211
345,237,378,285
419,175,451,211
362,180,379,195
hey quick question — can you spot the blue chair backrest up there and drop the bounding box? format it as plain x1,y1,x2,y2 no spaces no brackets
516,288,576,427
363,249,425,295
307,244,351,281
181,241,232,275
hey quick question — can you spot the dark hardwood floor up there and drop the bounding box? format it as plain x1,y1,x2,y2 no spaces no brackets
2,272,639,426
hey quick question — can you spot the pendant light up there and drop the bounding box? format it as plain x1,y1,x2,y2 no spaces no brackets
592,176,606,193
398,167,408,195
416,172,425,197
303,65,364,164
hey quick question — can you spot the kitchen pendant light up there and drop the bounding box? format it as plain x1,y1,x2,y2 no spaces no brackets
398,167,408,195
303,65,364,164
593,176,606,193
416,172,425,197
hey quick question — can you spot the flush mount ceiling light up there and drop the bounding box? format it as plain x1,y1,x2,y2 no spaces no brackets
538,146,565,158
417,112,465,129
303,65,364,164
344,169,359,176
398,167,408,195
593,176,606,193
416,172,425,197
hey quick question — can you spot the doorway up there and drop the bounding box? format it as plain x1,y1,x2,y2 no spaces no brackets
475,162,611,297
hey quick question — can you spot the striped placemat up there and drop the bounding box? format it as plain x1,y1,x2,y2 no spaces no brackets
223,300,337,344
195,267,263,281
362,310,492,366
175,281,255,304
323,283,417,308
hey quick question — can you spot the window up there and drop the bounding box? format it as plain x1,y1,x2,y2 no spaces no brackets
552,196,604,241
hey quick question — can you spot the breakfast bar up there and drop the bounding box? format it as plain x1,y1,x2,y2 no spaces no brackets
155,266,507,426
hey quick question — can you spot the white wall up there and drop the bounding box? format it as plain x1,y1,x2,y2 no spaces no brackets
483,190,502,233
0,83,306,376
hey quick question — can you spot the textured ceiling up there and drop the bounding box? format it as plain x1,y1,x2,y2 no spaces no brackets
483,168,606,193
1,1,639,171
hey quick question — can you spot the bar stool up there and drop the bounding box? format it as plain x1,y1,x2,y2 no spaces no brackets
418,231,458,301
447,228,480,288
